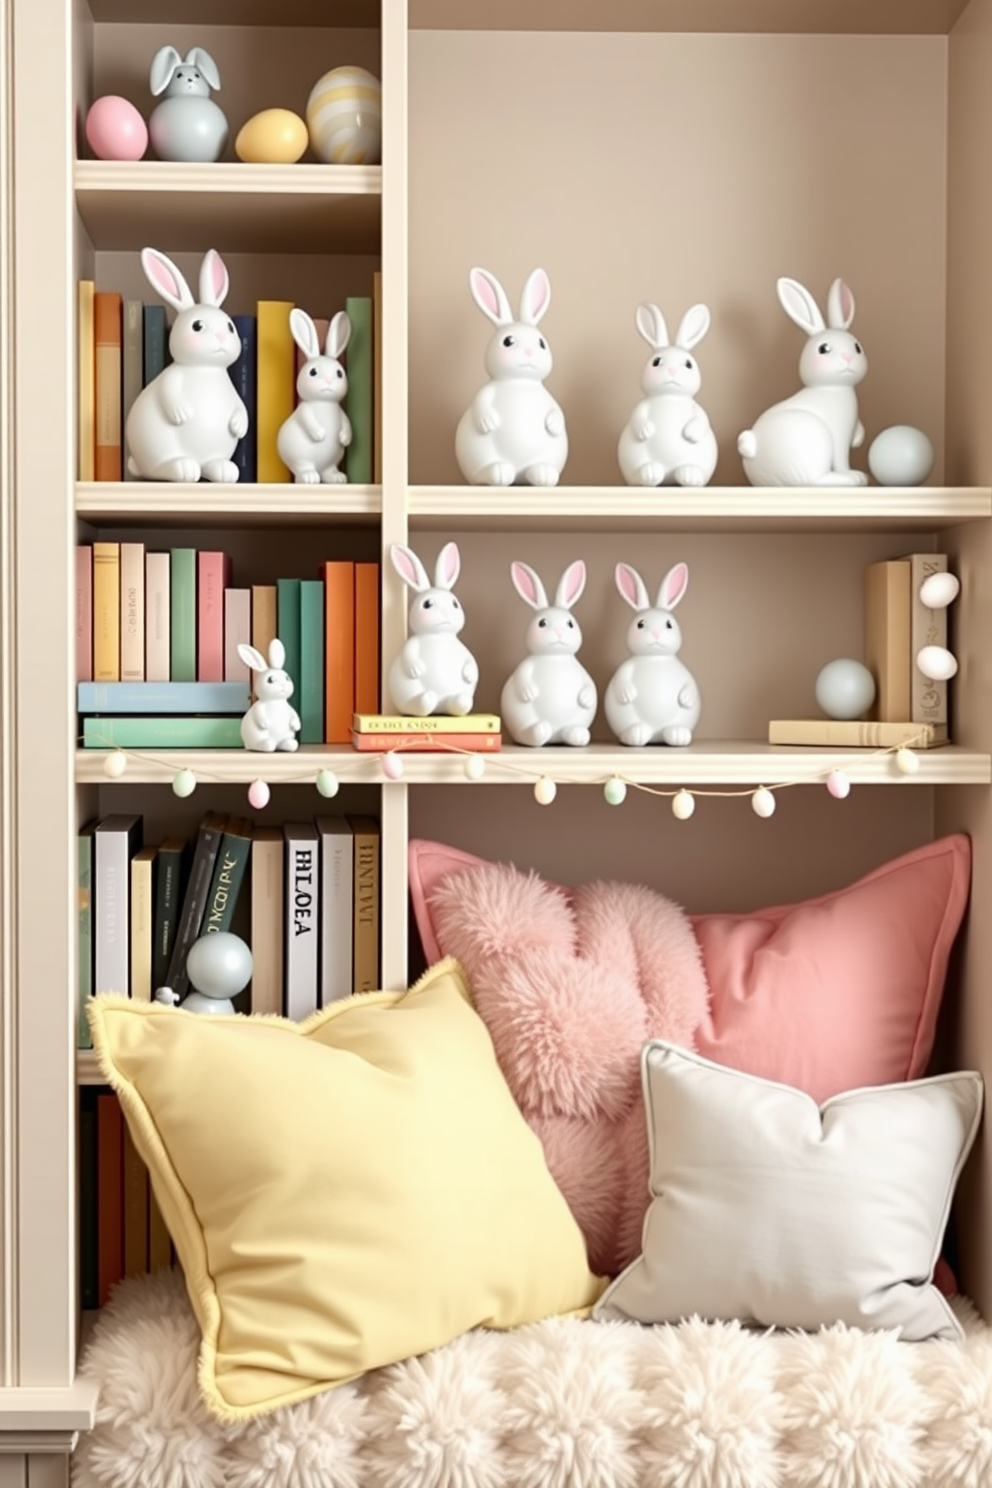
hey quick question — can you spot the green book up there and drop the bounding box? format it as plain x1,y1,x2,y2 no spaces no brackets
202,817,252,936
276,577,302,701
79,1087,99,1311
78,820,97,1049
344,295,373,484
83,716,243,748
299,578,325,744
170,547,196,681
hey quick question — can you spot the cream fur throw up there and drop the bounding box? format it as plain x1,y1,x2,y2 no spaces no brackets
73,1269,992,1488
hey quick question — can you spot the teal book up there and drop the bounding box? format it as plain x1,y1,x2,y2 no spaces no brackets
170,547,196,681
343,295,373,484
79,1088,99,1311
78,820,97,1049
276,577,302,699
202,817,252,936
299,578,325,744
83,716,243,748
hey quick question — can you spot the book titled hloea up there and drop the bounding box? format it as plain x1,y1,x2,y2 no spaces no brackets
284,822,319,1020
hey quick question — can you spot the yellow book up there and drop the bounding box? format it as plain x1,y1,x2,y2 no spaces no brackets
352,712,501,734
78,280,95,481
130,845,157,1001
768,719,948,748
348,815,380,995
256,300,295,482
92,541,120,682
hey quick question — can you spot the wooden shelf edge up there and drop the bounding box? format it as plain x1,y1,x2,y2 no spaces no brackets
74,160,382,198
76,483,382,525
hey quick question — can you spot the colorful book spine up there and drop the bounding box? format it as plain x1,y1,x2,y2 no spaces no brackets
251,584,277,699
83,716,244,749
348,816,380,994
224,589,251,682
78,280,95,481
96,1092,124,1307
352,711,501,734
143,303,168,385
908,552,949,725
93,541,120,682
122,1123,150,1279
284,822,319,1020
276,577,302,700
130,844,157,1002
170,547,196,682
164,813,226,1001
324,560,355,743
122,298,144,475
79,1088,99,1306
202,818,252,936
344,294,373,483
257,299,295,482
93,813,143,997
78,680,249,713
94,290,123,481
317,817,353,1005
373,270,382,484
198,550,232,682
229,313,257,483
299,578,325,744
77,544,93,682
354,561,380,715
152,835,189,993
349,729,502,753
145,551,171,682
119,540,145,682
78,820,97,1049
250,826,284,1016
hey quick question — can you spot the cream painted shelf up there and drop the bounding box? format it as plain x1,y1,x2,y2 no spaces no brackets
411,0,968,33
408,485,992,534
76,482,381,527
74,162,381,254
90,0,376,19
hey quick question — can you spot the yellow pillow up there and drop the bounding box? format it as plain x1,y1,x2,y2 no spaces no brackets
87,958,604,1422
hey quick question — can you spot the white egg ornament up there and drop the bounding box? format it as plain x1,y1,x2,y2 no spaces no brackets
867,425,935,487
920,571,961,610
814,658,876,721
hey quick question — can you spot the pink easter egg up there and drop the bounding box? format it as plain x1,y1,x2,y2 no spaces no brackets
85,95,149,162
247,779,271,809
381,752,404,780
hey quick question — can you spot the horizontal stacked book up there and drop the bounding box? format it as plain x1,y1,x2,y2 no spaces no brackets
350,712,503,752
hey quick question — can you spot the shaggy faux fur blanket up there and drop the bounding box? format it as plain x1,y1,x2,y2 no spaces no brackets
73,1269,992,1488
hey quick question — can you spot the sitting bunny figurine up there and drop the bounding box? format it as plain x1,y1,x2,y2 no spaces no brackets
455,266,568,486
617,302,718,487
277,308,352,483
605,562,701,746
388,542,479,716
149,45,228,163
738,277,869,487
500,560,597,746
125,246,248,482
237,638,301,751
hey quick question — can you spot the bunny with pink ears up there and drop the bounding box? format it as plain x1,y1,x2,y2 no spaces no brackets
387,542,479,716
605,562,701,746
454,266,568,486
125,247,248,483
617,302,718,487
500,560,597,746
276,308,352,483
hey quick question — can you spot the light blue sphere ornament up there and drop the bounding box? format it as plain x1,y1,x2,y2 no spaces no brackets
181,931,253,1015
604,776,627,805
172,768,197,797
815,658,876,721
316,769,339,798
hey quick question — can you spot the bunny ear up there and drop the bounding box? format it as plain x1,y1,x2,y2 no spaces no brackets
827,278,856,330
555,559,586,610
390,543,430,594
198,249,229,308
149,44,182,96
615,563,650,612
776,277,826,335
469,267,512,327
434,542,461,591
511,562,548,611
657,562,689,611
635,303,668,349
185,46,221,90
326,310,351,359
519,268,551,327
268,638,286,670
676,303,711,351
141,247,194,311
289,308,320,359
238,643,267,672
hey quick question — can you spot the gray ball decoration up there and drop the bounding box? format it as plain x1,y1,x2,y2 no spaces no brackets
180,931,253,1016
149,45,229,163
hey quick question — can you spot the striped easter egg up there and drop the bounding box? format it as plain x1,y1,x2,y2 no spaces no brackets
306,65,382,165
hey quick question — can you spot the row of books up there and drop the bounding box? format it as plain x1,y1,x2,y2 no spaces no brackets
78,810,381,1049
76,545,379,745
77,278,382,485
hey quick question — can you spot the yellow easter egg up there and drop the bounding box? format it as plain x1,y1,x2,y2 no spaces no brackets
306,65,381,165
235,108,309,165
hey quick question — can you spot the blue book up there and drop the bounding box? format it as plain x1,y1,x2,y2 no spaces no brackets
229,314,257,484
299,579,325,744
143,304,169,386
78,680,249,714
276,577,302,701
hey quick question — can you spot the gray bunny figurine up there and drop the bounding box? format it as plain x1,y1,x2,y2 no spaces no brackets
149,45,229,162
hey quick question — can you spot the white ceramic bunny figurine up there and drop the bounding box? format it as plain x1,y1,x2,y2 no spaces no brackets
738,277,869,487
388,542,479,716
277,309,352,483
500,560,597,746
454,266,568,486
237,638,301,751
617,302,718,487
125,247,248,482
604,562,701,746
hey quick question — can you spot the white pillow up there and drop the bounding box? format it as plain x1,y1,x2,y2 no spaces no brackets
594,1042,982,1342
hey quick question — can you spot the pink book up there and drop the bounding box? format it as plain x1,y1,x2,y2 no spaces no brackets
76,545,93,682
224,588,251,681
197,551,232,682
119,541,145,682
145,551,170,682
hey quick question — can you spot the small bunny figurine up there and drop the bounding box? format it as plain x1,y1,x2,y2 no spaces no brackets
125,247,248,482
738,277,869,487
604,562,701,746
237,638,301,751
149,45,229,163
500,560,597,746
454,266,568,486
277,309,352,483
388,542,479,716
617,302,719,487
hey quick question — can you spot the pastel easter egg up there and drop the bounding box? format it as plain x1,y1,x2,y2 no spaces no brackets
306,65,381,164
85,95,149,162
867,425,935,486
235,108,309,165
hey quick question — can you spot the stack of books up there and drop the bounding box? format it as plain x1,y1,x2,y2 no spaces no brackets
350,712,503,752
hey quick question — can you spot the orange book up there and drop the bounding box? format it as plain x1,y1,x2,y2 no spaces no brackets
256,299,295,482
354,561,380,715
251,583,277,701
373,270,382,483
78,280,95,481
96,1092,124,1306
94,290,123,482
324,561,356,743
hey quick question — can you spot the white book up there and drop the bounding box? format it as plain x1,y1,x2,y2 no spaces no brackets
145,552,170,682
119,541,145,682
94,814,142,997
283,822,319,1021
316,817,353,1005
224,588,252,682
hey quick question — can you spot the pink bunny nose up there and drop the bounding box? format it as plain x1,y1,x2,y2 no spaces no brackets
842,350,855,363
